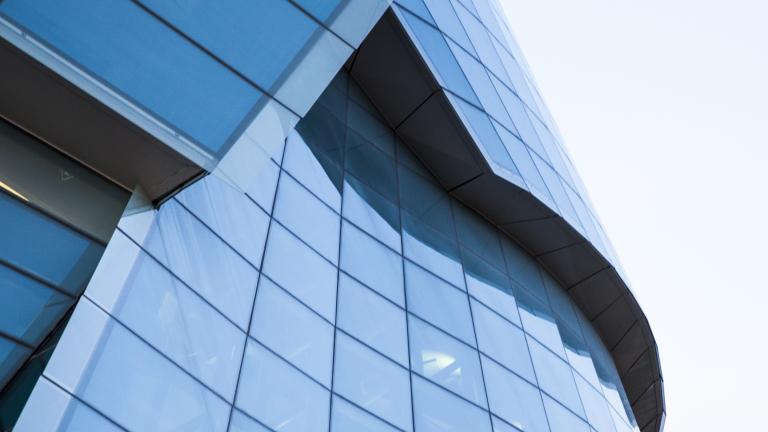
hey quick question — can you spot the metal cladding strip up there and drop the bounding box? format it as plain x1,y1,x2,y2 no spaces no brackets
348,8,664,431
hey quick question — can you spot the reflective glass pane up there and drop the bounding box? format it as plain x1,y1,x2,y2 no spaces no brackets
0,193,103,295
423,0,476,55
245,159,281,212
527,339,585,418
412,374,491,432
516,287,566,358
237,340,330,432
451,2,507,82
543,395,590,432
87,232,245,401
262,223,337,321
398,6,480,105
139,0,316,92
175,175,270,268
401,215,464,290
398,164,456,237
333,332,413,431
346,101,396,158
0,0,261,153
481,356,549,432
142,199,259,329
0,338,29,389
337,274,408,366
462,251,521,326
14,378,121,432
342,177,402,253
331,396,398,432
499,236,545,297
575,375,617,432
409,317,486,407
340,221,404,307
46,300,230,431
251,278,334,387
471,300,535,383
283,131,342,211
274,172,341,263
345,130,399,203
451,202,505,271
0,265,72,346
405,262,475,345
229,410,270,432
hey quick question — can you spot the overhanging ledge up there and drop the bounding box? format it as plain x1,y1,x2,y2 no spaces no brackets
348,9,665,432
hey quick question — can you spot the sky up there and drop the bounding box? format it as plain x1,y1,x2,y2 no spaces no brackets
499,0,768,430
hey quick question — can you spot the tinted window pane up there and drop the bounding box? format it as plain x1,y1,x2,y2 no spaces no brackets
0,0,261,153
409,317,486,407
337,274,408,366
262,223,337,321
229,410,270,432
333,332,413,431
412,375,491,432
405,262,475,345
251,278,334,387
481,356,549,432
471,300,535,383
0,193,103,295
575,374,617,432
331,396,398,432
237,340,330,432
543,395,590,432
462,251,521,326
283,132,342,211
274,172,340,263
527,339,585,418
340,221,404,307
342,177,402,253
0,265,72,346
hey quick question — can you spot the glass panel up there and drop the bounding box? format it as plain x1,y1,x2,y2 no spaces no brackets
516,287,566,358
229,410,270,432
398,164,456,237
398,6,480,105
283,131,342,211
273,172,341,263
499,236,545,298
245,159,281,212
396,0,435,24
251,278,334,387
527,339,585,418
331,395,398,432
411,374,491,432
401,215,464,290
340,221,404,307
409,317,486,407
175,175,270,268
345,130,399,203
346,101,396,158
139,0,316,93
543,395,590,432
342,176,402,253
423,0,476,55
470,300,535,383
491,76,546,158
87,232,245,401
574,375,617,432
451,202,505,271
462,251,521,326
531,155,581,225
0,265,72,346
494,123,554,206
0,0,262,154
262,223,338,321
236,340,330,432
405,262,475,345
337,274,408,366
333,332,413,432
0,193,104,295
451,2,507,83
0,338,29,390
481,356,549,432
142,199,259,328
14,378,121,432
45,300,230,431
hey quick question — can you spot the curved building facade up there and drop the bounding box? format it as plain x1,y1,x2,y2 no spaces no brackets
0,0,664,431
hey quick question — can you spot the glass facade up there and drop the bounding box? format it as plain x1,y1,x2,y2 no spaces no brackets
0,0,662,430
11,70,638,432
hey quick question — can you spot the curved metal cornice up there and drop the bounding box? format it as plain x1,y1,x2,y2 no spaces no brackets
347,9,664,432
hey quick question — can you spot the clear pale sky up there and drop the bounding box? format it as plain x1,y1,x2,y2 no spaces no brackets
500,0,768,430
